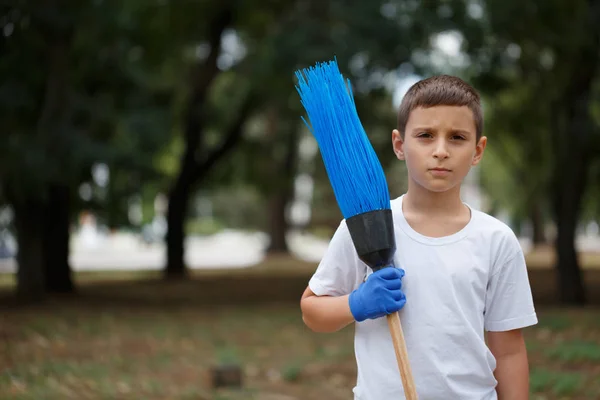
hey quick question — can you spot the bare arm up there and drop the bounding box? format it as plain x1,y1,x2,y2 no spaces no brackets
300,286,355,333
488,329,530,400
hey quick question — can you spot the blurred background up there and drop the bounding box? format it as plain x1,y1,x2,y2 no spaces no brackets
1,1,599,399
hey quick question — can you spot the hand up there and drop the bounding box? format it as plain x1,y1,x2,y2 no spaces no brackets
349,267,406,322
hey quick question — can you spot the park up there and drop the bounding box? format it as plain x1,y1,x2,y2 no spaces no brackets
2,1,600,399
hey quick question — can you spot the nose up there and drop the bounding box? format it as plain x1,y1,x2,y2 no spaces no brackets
432,139,449,159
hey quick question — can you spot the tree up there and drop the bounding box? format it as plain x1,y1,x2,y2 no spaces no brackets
0,0,173,301
465,0,600,303
163,0,304,274
478,87,553,245
226,0,475,252
1,1,80,301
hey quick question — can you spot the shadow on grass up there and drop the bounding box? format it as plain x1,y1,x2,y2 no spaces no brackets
2,254,600,309
0,276,309,312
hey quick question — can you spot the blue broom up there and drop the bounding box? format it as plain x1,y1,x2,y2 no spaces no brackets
295,58,417,399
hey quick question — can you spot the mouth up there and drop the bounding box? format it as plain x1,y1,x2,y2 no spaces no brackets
429,168,452,177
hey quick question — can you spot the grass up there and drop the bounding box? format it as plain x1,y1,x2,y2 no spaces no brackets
530,369,585,397
0,297,356,400
1,276,600,400
1,252,600,399
545,340,600,363
526,307,600,399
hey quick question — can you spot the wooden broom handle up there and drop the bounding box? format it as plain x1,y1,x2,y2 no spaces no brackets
386,311,418,399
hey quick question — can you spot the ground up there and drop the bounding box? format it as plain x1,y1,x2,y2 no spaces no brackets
1,254,600,399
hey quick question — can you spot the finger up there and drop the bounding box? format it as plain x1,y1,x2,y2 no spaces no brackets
395,297,407,310
383,278,401,290
384,297,406,313
376,267,399,280
390,288,404,301
379,267,405,280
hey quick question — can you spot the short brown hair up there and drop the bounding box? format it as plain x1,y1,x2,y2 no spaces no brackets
397,75,483,140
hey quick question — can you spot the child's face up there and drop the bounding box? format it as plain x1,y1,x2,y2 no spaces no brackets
392,105,487,194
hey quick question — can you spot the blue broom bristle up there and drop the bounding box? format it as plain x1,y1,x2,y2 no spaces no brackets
294,58,391,219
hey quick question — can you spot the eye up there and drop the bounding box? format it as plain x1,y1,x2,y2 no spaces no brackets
417,132,432,138
451,135,466,141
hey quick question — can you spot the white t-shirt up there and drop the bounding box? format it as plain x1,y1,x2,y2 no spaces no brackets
308,195,538,400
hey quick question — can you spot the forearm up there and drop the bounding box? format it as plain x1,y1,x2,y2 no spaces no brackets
301,293,355,333
494,348,530,399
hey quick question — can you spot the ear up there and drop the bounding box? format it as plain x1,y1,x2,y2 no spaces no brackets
392,129,405,160
471,136,487,166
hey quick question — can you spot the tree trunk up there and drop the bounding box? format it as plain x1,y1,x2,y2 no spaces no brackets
165,92,254,278
43,184,74,293
550,0,600,305
32,3,75,293
530,201,546,246
553,171,587,304
552,124,589,304
13,201,46,303
267,193,289,253
554,228,585,304
264,107,288,254
266,113,300,254
164,6,233,279
165,166,193,279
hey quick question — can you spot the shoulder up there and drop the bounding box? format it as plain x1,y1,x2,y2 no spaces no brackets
308,218,367,296
470,209,517,240
469,208,523,267
331,218,351,243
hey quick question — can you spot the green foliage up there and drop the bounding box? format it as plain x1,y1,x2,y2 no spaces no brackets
530,369,584,396
1,1,175,228
214,0,480,231
545,340,600,363
464,0,600,227
202,185,267,231
3,0,599,271
216,346,241,365
281,361,303,382
186,218,225,236
534,315,571,332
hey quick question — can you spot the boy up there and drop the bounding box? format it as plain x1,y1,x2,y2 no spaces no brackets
300,75,537,399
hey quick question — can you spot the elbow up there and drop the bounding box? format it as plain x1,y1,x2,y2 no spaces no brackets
300,289,349,333
302,313,319,332
300,299,334,333
301,311,341,333
302,313,329,333
302,314,335,333
300,300,320,332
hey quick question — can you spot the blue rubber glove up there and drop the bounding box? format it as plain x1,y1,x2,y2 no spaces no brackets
349,267,406,322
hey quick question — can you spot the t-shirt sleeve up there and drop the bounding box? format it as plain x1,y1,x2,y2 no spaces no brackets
308,220,366,297
484,238,538,332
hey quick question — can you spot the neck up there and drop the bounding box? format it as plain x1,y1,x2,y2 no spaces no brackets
403,179,465,216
